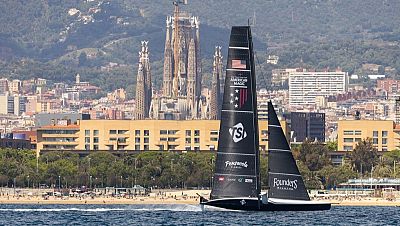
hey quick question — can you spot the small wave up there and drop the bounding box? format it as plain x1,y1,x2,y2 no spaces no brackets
130,204,202,212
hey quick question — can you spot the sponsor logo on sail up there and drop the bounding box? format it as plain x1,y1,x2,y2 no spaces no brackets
225,161,248,169
238,178,243,183
245,178,253,183
229,123,247,143
273,178,298,191
227,178,236,182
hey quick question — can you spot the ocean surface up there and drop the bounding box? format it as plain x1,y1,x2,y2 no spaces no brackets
0,204,398,225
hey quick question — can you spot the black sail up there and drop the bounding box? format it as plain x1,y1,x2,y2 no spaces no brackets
267,101,310,201
210,26,260,199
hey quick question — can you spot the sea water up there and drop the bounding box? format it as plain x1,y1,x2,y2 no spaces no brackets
0,204,398,225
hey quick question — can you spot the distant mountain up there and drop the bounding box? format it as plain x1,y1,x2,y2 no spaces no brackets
0,0,399,92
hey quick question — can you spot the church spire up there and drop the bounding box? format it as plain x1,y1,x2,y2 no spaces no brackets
209,46,223,120
162,17,173,97
135,41,152,119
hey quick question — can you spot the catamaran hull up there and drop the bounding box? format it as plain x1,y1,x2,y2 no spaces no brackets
200,198,331,211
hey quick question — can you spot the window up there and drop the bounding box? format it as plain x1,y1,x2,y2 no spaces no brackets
117,138,126,143
210,131,219,136
135,137,140,143
382,148,388,152
110,130,117,135
343,138,353,143
85,130,90,136
168,130,178,135
160,130,168,135
167,137,177,142
261,130,268,137
194,146,200,151
194,137,200,143
186,130,191,136
109,138,117,141
373,131,378,137
135,145,140,150
261,138,268,142
93,130,99,136
85,137,90,143
210,146,215,151
159,145,164,150
144,130,149,136
160,137,167,141
382,138,387,145
118,130,128,134
144,137,149,143
373,138,378,144
185,146,191,151
93,137,99,143
344,145,353,151
355,130,362,135
382,131,388,137
344,130,353,135
85,144,90,150
93,145,99,150
144,145,149,150
355,138,362,142
185,138,191,144
211,137,218,141
135,130,140,136
194,130,200,136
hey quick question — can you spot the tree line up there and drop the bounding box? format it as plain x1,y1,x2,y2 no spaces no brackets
0,138,398,190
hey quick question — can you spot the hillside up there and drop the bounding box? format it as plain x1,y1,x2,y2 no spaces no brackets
0,0,399,93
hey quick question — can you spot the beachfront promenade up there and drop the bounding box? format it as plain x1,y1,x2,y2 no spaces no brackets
1,188,400,206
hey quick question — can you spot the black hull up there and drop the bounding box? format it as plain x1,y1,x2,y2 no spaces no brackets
200,198,331,211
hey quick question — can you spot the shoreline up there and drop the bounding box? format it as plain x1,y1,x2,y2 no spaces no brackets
1,189,400,206
1,198,400,206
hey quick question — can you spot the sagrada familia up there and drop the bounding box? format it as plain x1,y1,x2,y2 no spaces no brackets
134,4,223,120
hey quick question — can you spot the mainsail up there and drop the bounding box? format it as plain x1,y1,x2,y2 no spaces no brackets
267,101,310,201
210,26,260,199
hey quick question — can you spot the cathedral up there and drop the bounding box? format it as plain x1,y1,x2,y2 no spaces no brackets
134,5,223,120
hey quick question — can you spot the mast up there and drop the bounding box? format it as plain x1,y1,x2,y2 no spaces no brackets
267,101,310,201
210,26,259,199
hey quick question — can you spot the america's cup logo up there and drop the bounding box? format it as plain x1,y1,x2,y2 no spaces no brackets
229,123,247,143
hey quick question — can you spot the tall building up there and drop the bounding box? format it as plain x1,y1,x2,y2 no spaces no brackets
289,71,348,106
0,93,26,116
209,46,223,120
134,41,152,119
0,78,8,94
290,112,325,142
147,4,203,120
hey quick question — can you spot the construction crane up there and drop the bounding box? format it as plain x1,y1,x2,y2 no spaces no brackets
172,0,187,97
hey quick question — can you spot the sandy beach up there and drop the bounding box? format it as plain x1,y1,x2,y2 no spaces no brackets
1,189,400,206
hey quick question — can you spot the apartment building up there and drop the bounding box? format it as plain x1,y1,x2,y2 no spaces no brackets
337,120,399,152
36,119,290,155
289,71,348,106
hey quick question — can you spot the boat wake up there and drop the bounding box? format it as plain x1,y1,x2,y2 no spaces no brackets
0,204,203,212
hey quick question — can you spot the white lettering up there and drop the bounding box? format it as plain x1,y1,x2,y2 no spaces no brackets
273,178,298,190
225,161,248,168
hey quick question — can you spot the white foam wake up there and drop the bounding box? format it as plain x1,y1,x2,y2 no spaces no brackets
0,204,203,212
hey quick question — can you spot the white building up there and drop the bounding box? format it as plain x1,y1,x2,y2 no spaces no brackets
289,71,348,106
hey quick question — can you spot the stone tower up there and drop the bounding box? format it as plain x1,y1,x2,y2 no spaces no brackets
209,46,223,120
162,17,173,97
134,41,152,119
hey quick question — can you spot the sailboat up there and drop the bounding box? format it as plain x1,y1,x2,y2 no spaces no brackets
199,26,331,211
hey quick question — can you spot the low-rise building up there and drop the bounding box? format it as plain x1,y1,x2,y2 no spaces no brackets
36,119,290,155
337,120,399,152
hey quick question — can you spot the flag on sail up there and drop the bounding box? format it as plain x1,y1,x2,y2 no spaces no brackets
229,88,248,108
231,59,246,69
